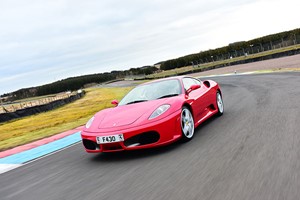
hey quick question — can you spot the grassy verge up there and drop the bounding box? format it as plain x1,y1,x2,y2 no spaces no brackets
0,87,132,151
146,44,300,79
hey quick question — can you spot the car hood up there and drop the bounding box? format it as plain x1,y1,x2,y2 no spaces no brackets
86,98,171,132
97,104,153,129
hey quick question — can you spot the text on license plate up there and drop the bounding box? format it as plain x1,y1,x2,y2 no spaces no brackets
96,134,124,144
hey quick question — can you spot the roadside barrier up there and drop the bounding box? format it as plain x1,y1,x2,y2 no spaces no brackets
0,92,85,123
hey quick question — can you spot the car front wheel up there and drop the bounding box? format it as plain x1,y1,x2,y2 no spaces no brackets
216,91,224,116
181,107,195,142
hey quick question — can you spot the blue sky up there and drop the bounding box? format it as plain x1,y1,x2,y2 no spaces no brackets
0,0,299,95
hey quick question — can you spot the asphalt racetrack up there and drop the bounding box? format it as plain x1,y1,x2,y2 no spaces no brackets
1,72,300,200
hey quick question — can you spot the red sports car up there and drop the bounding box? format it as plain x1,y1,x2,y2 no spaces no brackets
81,76,224,153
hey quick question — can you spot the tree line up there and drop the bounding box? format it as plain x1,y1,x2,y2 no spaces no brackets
1,66,158,101
160,28,300,70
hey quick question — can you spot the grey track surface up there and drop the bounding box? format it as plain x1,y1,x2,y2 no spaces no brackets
1,72,300,200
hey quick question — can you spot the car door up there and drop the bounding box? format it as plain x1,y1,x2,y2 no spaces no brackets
182,78,211,123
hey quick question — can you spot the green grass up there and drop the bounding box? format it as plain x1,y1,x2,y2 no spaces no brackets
0,87,132,151
146,44,300,79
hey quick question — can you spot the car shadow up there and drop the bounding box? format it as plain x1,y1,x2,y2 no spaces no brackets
89,115,220,163
90,139,186,163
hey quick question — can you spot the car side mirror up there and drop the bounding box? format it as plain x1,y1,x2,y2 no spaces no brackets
111,100,119,106
186,84,200,94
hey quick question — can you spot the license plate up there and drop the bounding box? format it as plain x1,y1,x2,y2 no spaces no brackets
96,134,124,144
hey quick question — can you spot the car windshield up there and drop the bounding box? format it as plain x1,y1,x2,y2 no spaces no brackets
118,79,182,106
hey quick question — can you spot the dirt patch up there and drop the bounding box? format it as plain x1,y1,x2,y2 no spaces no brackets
96,80,143,88
191,54,300,77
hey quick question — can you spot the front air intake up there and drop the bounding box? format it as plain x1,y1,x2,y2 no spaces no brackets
124,131,160,147
82,139,98,150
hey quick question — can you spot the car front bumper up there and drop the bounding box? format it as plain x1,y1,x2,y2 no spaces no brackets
81,110,182,153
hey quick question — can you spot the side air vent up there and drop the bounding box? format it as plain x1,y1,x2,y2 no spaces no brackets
203,80,210,88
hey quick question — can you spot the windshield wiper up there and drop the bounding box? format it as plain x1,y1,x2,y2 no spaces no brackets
157,94,179,99
126,100,148,105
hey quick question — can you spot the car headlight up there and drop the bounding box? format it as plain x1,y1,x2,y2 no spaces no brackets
85,116,95,129
149,104,170,120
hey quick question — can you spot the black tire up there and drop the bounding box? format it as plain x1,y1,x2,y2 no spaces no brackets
216,91,224,116
181,106,195,142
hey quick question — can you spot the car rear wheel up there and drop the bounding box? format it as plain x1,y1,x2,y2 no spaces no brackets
181,107,195,142
216,91,224,116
